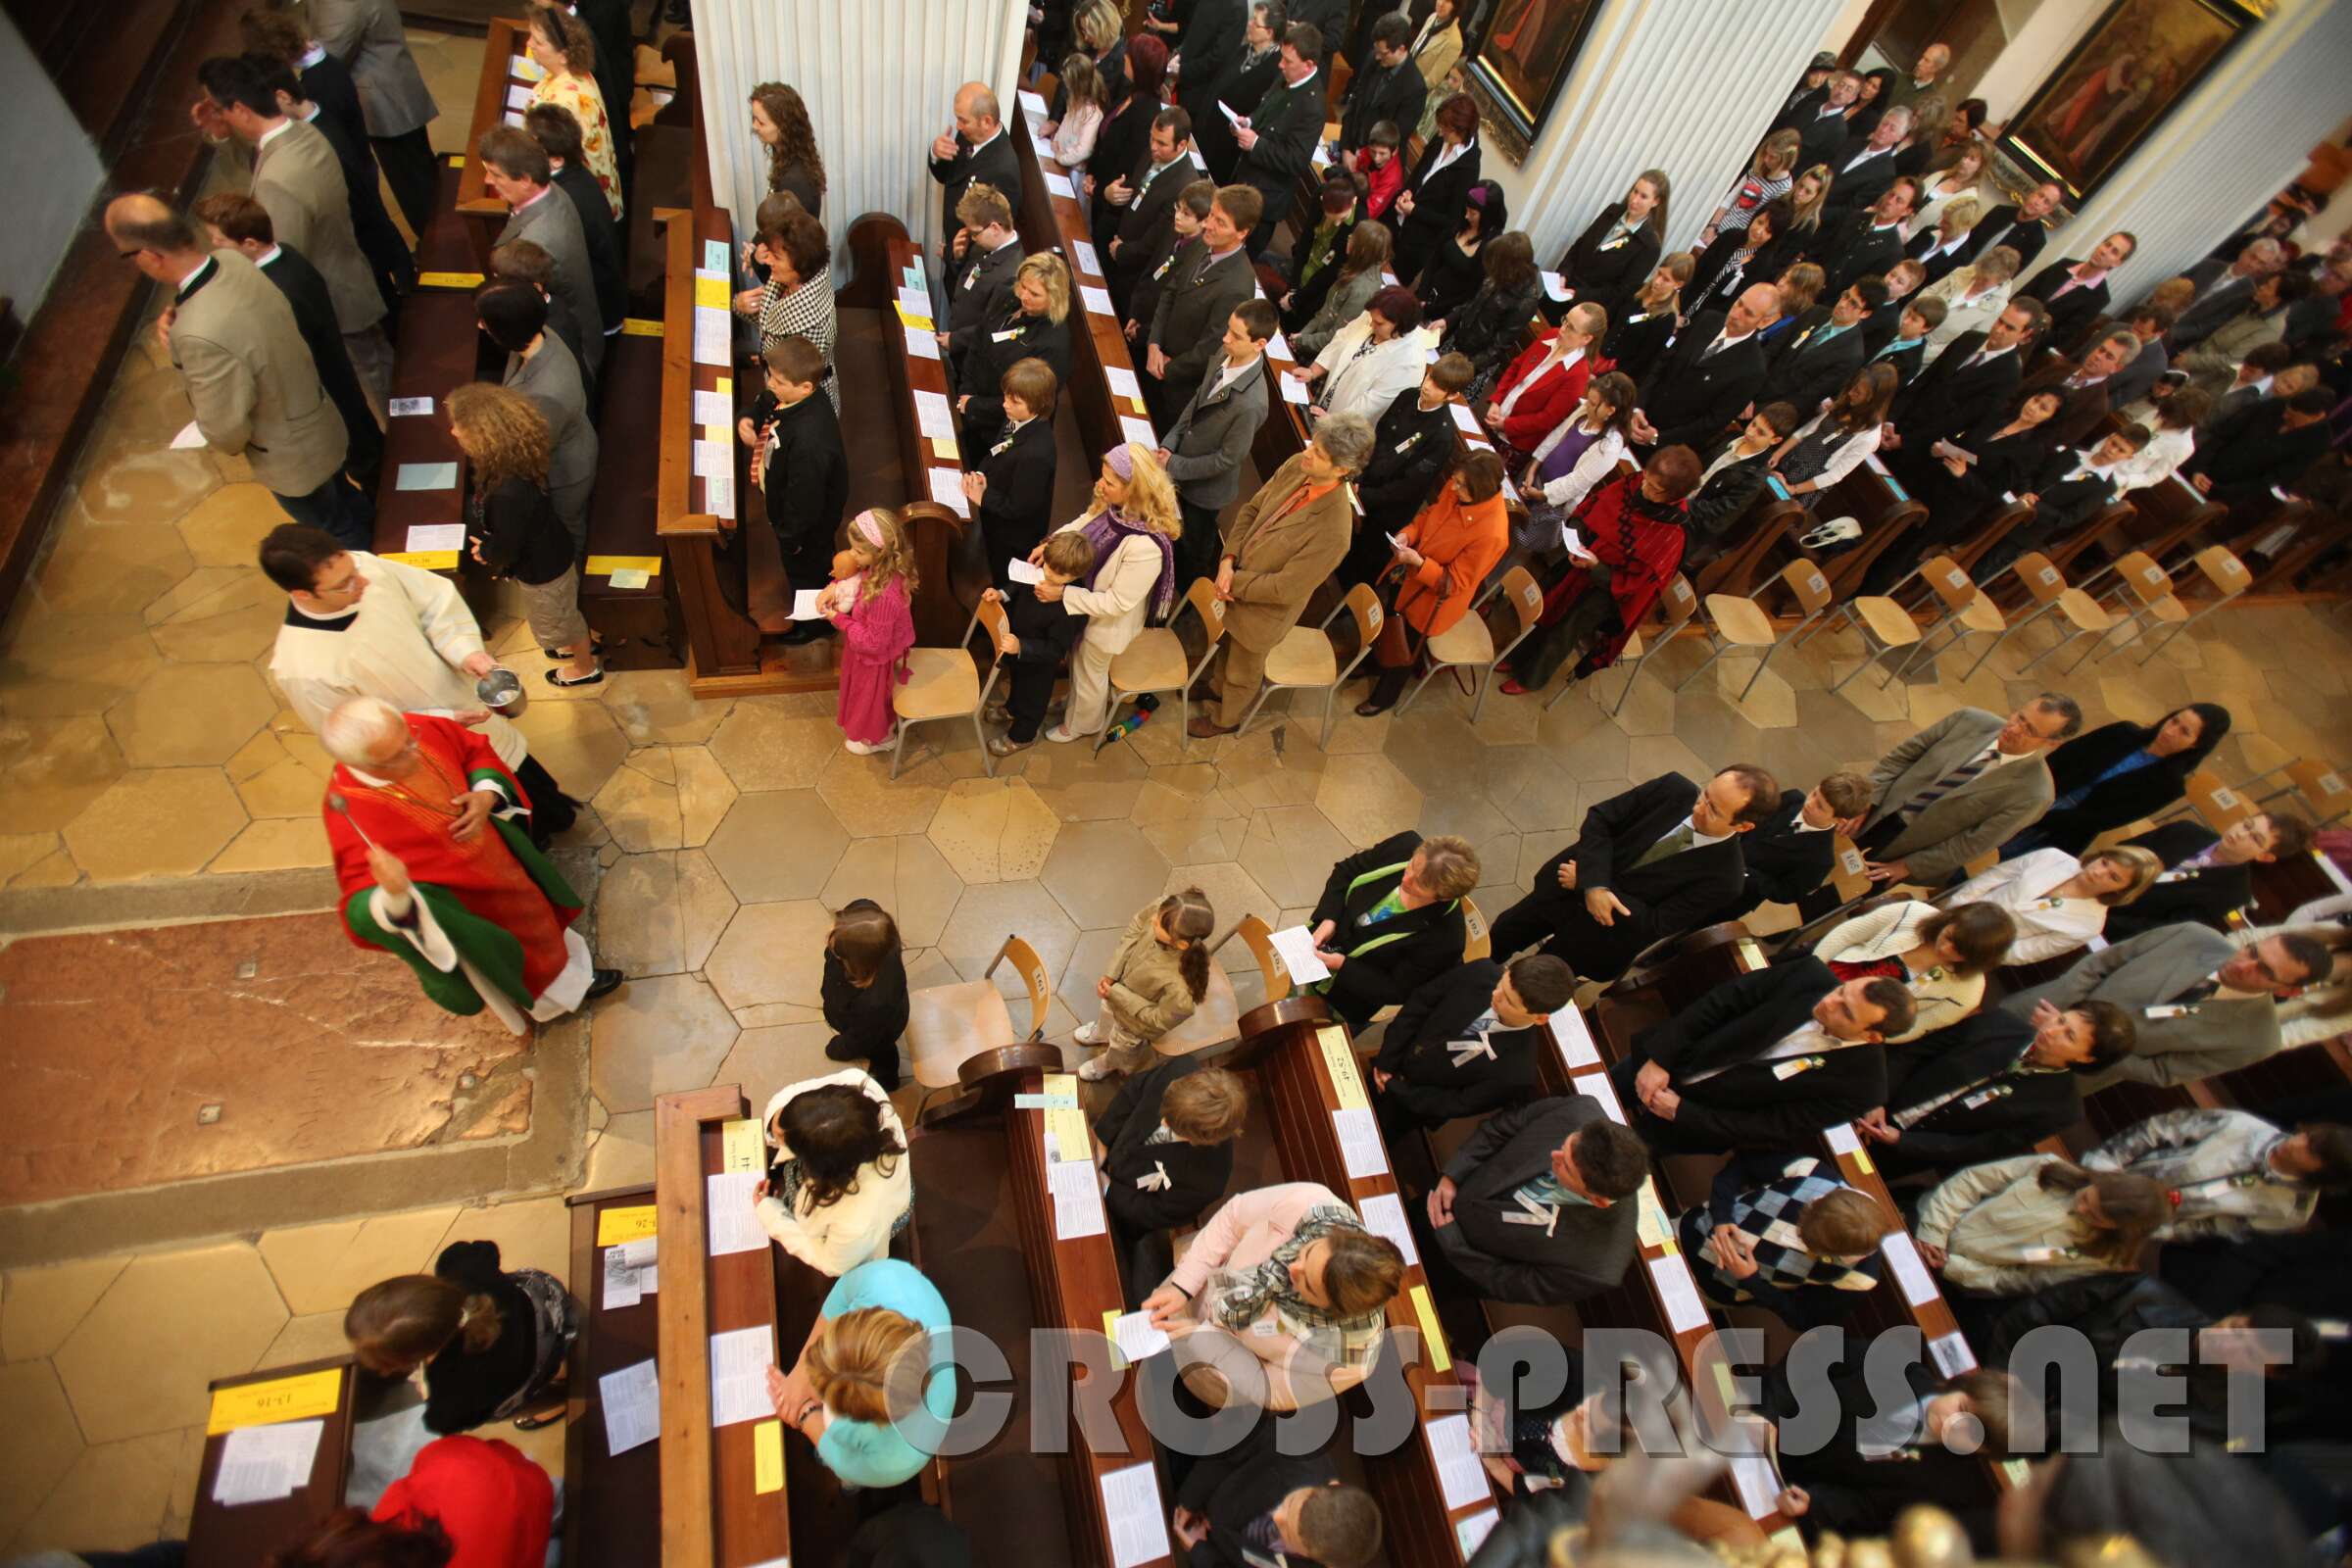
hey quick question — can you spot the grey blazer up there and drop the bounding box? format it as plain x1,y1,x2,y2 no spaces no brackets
172,252,348,497
2002,923,2282,1092
499,191,604,383
1861,708,2055,884
504,334,600,497
312,0,438,138
253,121,385,334
1293,265,1381,360
1162,355,1271,511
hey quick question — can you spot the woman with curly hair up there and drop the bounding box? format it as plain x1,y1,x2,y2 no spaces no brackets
524,5,620,220
749,80,826,217
449,384,599,688
755,1068,911,1273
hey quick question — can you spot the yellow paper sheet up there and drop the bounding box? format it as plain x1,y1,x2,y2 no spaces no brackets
446,154,466,168
620,317,662,336
1408,1284,1450,1373
1849,1149,1876,1177
695,274,730,310
208,1367,343,1435
586,555,662,577
894,301,935,329
703,425,730,444
1636,1181,1672,1249
753,1419,785,1494
1102,1308,1126,1371
929,435,959,461
377,550,459,569
1315,1026,1367,1110
416,270,485,289
597,1204,659,1246
1709,1360,1739,1413
721,1117,764,1173
1041,1072,1091,1161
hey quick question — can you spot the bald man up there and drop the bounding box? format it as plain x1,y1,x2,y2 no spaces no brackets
1630,283,1778,454
928,79,1023,269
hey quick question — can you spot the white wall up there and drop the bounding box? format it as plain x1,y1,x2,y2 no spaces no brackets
0,13,105,320
689,0,1028,277
1973,0,2103,124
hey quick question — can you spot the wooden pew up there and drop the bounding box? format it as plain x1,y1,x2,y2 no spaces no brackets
1805,458,1928,599
2053,471,2223,579
561,1182,663,1568
454,18,536,270
186,1357,358,1567
372,159,488,566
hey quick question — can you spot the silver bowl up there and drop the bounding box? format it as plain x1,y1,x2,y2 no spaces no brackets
475,666,527,716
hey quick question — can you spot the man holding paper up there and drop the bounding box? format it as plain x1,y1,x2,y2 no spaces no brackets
1229,22,1328,256
1302,831,1480,1031
1422,1094,1649,1307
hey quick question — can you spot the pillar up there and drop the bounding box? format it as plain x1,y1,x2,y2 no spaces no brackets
0,11,105,318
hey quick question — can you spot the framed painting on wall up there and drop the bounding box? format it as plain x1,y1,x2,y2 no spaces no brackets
2000,0,2260,203
1465,0,1604,152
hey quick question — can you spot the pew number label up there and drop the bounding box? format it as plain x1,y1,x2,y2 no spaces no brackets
1316,1026,1368,1110
596,1205,659,1246
1408,1284,1451,1373
721,1118,764,1174
207,1368,342,1435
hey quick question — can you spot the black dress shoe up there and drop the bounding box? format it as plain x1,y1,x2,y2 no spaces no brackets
584,967,626,1002
1354,668,1408,717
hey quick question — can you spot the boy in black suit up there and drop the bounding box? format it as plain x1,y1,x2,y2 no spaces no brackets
1979,423,2149,578
1305,831,1479,1032
963,356,1060,589
1609,958,1913,1154
749,336,848,643
1173,1422,1384,1568
2104,812,2313,941
1371,954,1575,1136
1425,1094,1651,1306
1093,1056,1246,1300
1862,1003,2134,1180
983,530,1095,756
1721,771,1874,920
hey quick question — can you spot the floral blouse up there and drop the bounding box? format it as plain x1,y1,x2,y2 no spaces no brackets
533,71,622,220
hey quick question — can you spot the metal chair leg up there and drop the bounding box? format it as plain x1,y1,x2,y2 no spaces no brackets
974,710,996,778
1395,660,1445,715
1319,685,1339,749
1675,637,1728,692
888,718,911,780
1468,665,1495,723
1736,640,1782,702
1235,682,1276,738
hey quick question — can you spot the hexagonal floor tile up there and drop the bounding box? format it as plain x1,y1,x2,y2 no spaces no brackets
603,667,733,745
1235,806,1354,909
207,816,332,874
226,721,334,818
707,702,842,790
592,750,686,854
589,973,742,1113
1312,752,1423,848
934,879,1080,1000
175,483,286,567
7,1427,196,1559
703,902,837,1012
512,699,629,802
0,1256,127,1362
256,1206,462,1316
0,714,127,833
926,776,1059,884
1482,746,1586,834
0,1360,86,1546
712,1020,840,1091
0,611,163,719
146,569,285,663
67,445,219,527
62,767,247,881
1040,819,1171,931
816,746,951,837
594,849,738,977
705,789,850,902
1214,727,1330,810
582,1108,656,1191
1020,742,1152,821
1162,859,1274,946
104,661,274,767
675,747,738,846
52,1243,288,1443
822,835,962,949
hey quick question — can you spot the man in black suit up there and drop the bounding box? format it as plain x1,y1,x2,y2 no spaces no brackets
1758,277,1883,415
1371,954,1576,1136
1232,24,1328,256
1145,184,1262,423
1609,959,1913,1154
1819,177,1920,297
1172,0,1248,127
526,102,627,346
927,81,1023,269
1964,180,2064,272
1093,1057,1246,1299
1096,107,1201,307
2018,323,2142,446
2017,230,2137,350
1823,104,1911,219
1773,1363,2016,1544
1422,1095,1651,1305
2186,386,2332,504
2105,812,2313,942
1173,1422,1383,1568
1861,1003,2134,1180
1794,71,1863,170
1338,12,1426,159
1882,298,2045,469
1864,292,1942,387
1491,765,1777,982
941,184,1024,383
2171,236,2284,349
1630,283,1777,454
1720,771,1874,920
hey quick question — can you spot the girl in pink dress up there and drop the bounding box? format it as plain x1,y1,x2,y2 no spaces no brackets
826,510,917,754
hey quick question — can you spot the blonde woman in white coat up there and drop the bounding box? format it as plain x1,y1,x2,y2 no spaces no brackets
1294,287,1430,422
1040,444,1184,744
1809,898,2016,1042
755,1067,910,1276
1944,845,2160,965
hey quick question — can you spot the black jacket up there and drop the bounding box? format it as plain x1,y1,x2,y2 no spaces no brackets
1908,231,1976,289
2025,719,2200,858
1556,203,1661,326
1890,332,2023,450
553,160,627,332
1371,960,1543,1129
971,415,1058,576
1093,1055,1237,1234
421,1241,540,1434
1818,212,1908,297
2184,416,2329,505
1193,43,1281,183
1438,1095,1641,1305
1107,148,1204,289
1172,0,1249,125
1642,311,1768,454
1176,1424,1340,1568
1393,135,1483,282
1513,773,1748,980
1148,239,1257,391
1623,957,1887,1152
1876,1009,2085,1178
1762,310,1867,413
2017,447,2124,542
1794,102,1853,172
1903,410,2059,534
2103,822,2253,941
1441,277,1544,377
928,128,1023,259
1309,830,1467,1031
1866,329,1928,388
1338,57,1426,155
960,305,1074,437
1233,66,1324,225
299,100,410,304
1684,441,1777,543
468,476,571,587
761,391,849,589
1278,213,1359,332
1597,302,1678,387
1822,144,1901,218
2018,260,2110,350
257,244,380,483
821,900,910,1070
1963,206,2050,272
297,51,369,161
1002,575,1086,670
946,237,1025,364
1778,1363,1994,1544
1687,227,1779,318
847,1501,973,1568
1356,386,1459,530
1726,788,1836,914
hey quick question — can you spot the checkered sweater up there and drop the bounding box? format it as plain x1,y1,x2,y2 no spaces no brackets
1678,1156,1885,1305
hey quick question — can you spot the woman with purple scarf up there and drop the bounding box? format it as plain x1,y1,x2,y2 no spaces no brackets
1036,443,1183,744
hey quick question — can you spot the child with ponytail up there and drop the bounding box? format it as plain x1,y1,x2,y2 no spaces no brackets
1076,887,1216,1081
345,1241,578,1433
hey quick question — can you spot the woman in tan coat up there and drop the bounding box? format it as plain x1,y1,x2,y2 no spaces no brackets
1076,889,1216,1081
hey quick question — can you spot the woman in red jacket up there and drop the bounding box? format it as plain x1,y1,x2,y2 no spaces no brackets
1500,445,1704,696
1484,300,1607,466
1356,449,1512,714
373,1435,553,1568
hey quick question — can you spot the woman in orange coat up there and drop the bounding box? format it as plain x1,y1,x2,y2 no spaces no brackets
1357,448,1510,714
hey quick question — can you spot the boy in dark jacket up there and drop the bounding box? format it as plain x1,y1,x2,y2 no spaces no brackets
985,529,1096,754
1092,1056,1247,1300
749,335,848,644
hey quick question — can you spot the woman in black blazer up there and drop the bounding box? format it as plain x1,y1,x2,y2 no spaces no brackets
957,255,1075,456
1306,830,1477,1032
1687,197,1791,318
1555,169,1668,327
1414,178,1509,327
1392,91,1483,285
2002,705,2233,860
1597,252,1692,386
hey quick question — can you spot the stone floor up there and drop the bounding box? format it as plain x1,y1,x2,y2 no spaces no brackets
10,23,2352,1560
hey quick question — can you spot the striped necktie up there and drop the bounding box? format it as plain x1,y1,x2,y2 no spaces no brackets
1897,747,1996,823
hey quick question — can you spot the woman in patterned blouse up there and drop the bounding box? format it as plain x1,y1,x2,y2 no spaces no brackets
526,5,622,220
735,194,838,410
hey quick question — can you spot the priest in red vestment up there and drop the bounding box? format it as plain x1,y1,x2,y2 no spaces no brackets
319,696,622,1031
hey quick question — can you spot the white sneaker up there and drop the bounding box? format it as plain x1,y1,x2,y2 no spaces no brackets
1073,1021,1102,1046
844,734,892,756
1077,1054,1120,1081
1043,724,1084,744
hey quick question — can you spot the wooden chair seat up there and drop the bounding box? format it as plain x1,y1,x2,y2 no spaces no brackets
2148,594,2190,624
1425,612,1494,667
1704,593,1777,645
1262,624,1339,685
906,980,1019,1089
895,647,980,721
1108,627,1191,693
1853,596,1923,647
1958,591,2006,634
2055,589,2111,631
1156,959,1240,1056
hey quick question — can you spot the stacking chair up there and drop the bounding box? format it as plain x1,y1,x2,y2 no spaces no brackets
2130,546,2251,663
1235,582,1384,746
1213,913,1294,1002
2180,768,2257,832
1097,577,1228,754
1887,555,2006,682
906,934,1053,1115
891,598,999,780
1798,581,1923,698
2282,760,2351,828
1559,572,1697,713
2062,550,2184,668
1461,895,1491,961
1398,567,1545,721
1674,561,1835,702
2000,555,2117,678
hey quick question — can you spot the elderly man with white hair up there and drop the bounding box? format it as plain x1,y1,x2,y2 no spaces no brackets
320,696,622,1031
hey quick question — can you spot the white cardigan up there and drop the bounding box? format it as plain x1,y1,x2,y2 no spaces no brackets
1053,514,1166,656
1532,422,1629,514
1946,848,2107,965
1783,409,1884,492
1921,270,2014,362
2115,425,2196,494
1312,313,1430,421
755,1069,911,1276
1812,899,1985,1042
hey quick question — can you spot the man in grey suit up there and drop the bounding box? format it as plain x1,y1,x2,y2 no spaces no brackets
2003,923,2329,1092
1420,1095,1651,1307
201,56,392,409
1160,299,1274,591
109,196,365,547
311,0,440,237
479,127,604,384
479,281,599,561
1144,183,1263,426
